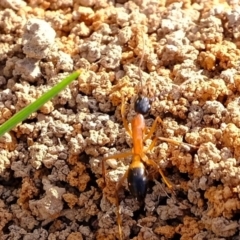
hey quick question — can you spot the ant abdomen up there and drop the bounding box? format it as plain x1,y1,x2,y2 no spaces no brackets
128,162,148,202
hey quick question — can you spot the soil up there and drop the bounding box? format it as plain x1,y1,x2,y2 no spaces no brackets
0,0,240,240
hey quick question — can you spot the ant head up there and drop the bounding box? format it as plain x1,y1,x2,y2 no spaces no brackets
134,95,151,115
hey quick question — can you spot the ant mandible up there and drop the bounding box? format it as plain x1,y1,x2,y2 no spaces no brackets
102,32,196,240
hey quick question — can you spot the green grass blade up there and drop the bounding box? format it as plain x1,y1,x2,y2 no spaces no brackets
0,69,82,137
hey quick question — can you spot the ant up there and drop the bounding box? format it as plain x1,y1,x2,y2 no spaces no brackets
102,33,197,240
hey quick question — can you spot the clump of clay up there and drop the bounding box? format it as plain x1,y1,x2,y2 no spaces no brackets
22,19,56,59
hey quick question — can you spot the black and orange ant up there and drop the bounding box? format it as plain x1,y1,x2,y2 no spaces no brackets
102,32,197,239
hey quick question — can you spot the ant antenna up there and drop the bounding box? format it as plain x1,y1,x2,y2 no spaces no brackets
137,31,145,97
135,31,150,115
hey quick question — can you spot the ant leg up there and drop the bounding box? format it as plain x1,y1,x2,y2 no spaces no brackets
158,137,198,149
121,96,132,137
141,137,173,190
102,151,132,185
144,117,198,149
115,169,129,240
143,117,198,149
142,137,197,190
144,136,198,154
143,116,163,142
144,137,157,153
141,153,173,191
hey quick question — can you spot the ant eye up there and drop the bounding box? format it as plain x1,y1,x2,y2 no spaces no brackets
134,96,150,115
